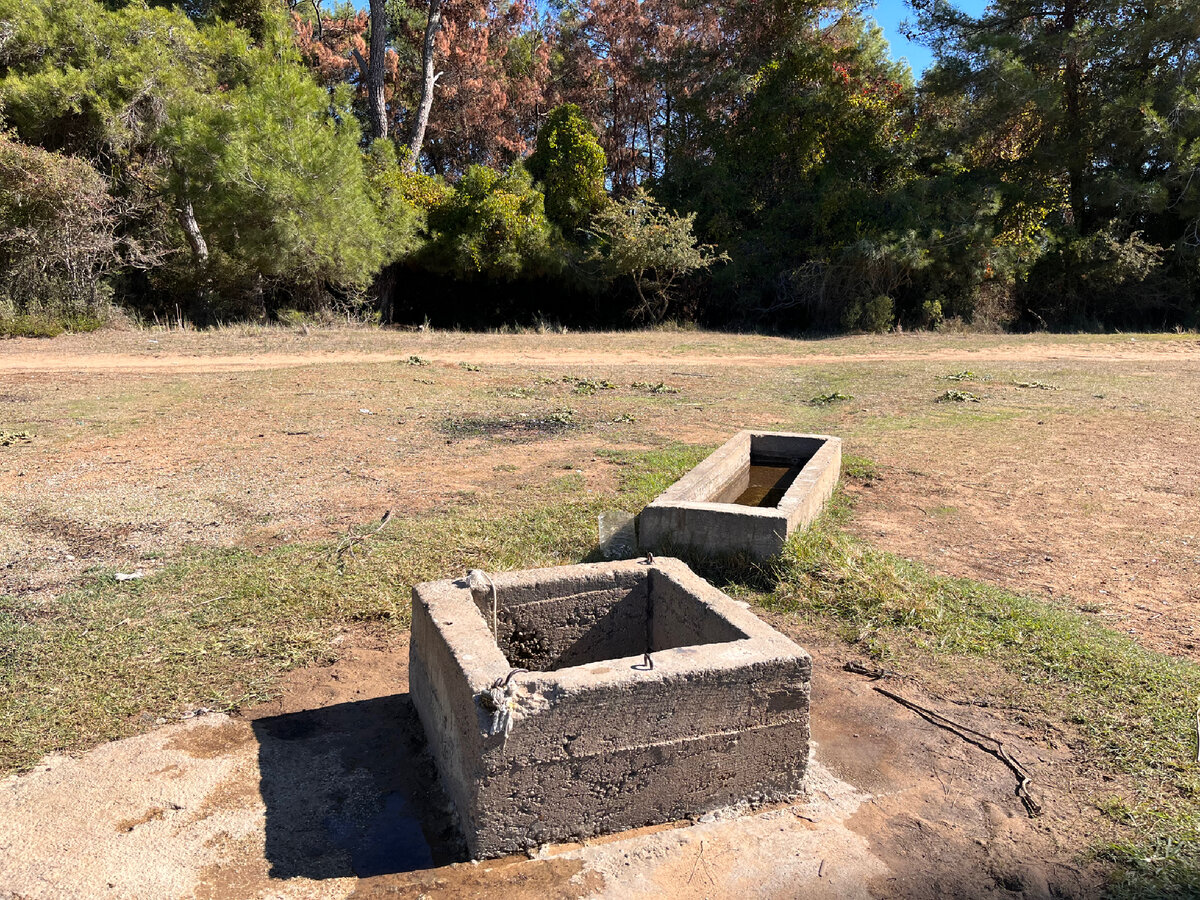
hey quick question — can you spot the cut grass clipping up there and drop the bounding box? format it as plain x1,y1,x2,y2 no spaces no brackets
938,389,982,403
2,444,1197,896
941,370,981,382
810,391,853,405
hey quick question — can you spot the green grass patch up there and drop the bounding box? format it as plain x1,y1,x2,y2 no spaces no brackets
0,446,705,775
0,313,107,338
810,391,854,405
840,454,878,484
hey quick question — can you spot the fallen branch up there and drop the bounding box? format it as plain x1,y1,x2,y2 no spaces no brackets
334,510,393,562
872,685,1042,817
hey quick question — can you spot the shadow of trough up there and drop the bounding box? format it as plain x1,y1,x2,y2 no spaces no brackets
251,694,466,880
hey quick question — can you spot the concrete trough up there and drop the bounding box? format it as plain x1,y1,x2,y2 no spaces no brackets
409,557,811,858
639,431,842,560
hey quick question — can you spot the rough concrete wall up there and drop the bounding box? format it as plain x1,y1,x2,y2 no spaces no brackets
649,569,747,650
498,585,650,671
472,567,647,616
639,432,841,560
750,433,825,467
639,503,790,559
496,656,810,766
409,586,492,841
469,720,810,856
411,559,813,859
778,437,842,534
655,430,752,504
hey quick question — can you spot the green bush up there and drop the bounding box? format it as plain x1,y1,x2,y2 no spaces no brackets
526,104,607,234
864,296,896,333
362,140,426,265
0,314,107,338
843,294,895,333
422,165,561,280
0,0,391,322
588,188,726,322
0,133,117,332
921,298,944,329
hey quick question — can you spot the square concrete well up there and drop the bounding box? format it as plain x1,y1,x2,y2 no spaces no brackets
639,431,842,560
409,557,811,858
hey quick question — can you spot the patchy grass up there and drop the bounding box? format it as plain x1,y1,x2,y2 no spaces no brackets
630,381,681,394
1015,380,1061,390
840,454,879,484
563,375,618,395
746,480,1200,898
4,420,1199,896
810,391,854,405
439,409,578,440
598,448,1200,896
0,444,703,775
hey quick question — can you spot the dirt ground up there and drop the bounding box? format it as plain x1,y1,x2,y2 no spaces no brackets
2,327,1198,898
3,328,1197,654
0,632,1101,900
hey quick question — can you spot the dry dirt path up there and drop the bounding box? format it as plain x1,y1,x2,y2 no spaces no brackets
2,340,1197,374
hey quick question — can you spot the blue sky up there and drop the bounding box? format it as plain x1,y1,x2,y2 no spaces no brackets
869,0,989,74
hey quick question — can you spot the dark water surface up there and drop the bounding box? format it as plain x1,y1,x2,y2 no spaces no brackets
734,464,803,508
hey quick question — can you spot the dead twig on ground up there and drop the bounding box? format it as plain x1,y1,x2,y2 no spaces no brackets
1195,699,1199,764
843,660,894,680
871,685,1042,817
687,839,714,886
334,510,393,563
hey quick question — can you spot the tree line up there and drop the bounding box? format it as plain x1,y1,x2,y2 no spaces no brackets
0,0,1197,334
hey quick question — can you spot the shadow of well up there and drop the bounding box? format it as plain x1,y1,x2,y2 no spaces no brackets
251,693,466,880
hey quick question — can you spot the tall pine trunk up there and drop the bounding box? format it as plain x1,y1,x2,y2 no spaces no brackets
408,0,444,169
367,0,388,140
177,199,208,264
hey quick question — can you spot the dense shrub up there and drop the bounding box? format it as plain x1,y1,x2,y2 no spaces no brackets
587,189,725,323
419,165,561,281
0,0,393,322
0,134,117,332
526,104,607,234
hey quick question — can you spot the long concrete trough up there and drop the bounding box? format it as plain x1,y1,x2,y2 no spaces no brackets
639,431,842,560
409,557,812,858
